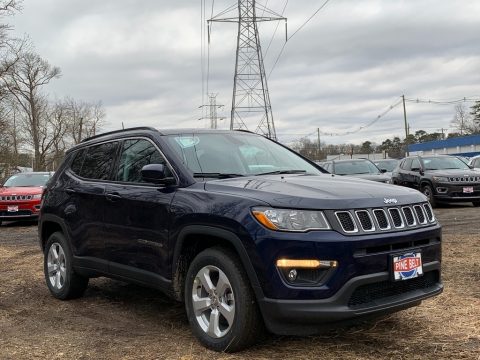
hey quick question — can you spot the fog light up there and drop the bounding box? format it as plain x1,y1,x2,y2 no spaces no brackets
436,187,447,194
288,269,298,281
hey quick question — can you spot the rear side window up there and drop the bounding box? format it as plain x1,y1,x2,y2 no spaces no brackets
474,158,480,168
116,139,170,183
80,142,119,180
402,158,412,170
70,149,85,175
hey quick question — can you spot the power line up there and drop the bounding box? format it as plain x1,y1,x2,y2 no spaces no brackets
263,0,289,59
267,0,333,79
405,96,479,105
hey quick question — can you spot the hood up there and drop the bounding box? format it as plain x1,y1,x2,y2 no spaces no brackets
343,173,391,182
204,174,425,209
426,169,480,177
0,186,44,195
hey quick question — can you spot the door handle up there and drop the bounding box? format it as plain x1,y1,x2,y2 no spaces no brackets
105,192,122,202
65,188,76,194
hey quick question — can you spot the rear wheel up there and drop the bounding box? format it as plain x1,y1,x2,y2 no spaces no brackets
422,184,437,208
184,247,263,352
44,232,89,300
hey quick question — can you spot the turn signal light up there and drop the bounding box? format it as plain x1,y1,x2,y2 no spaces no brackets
276,259,338,269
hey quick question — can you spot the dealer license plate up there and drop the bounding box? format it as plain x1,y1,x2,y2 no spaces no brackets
463,187,474,194
392,252,423,281
7,205,18,212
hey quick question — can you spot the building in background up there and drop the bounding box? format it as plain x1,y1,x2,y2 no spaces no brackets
408,134,480,157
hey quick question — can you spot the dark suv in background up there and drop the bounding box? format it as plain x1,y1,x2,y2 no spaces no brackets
39,128,443,352
322,159,391,183
391,155,480,207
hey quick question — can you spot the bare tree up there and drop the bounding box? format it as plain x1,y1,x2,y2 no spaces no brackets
451,103,479,135
2,51,61,170
62,97,106,144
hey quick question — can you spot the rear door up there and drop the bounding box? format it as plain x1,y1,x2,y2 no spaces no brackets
103,138,177,283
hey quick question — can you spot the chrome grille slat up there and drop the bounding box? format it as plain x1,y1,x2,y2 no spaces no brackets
388,208,404,228
402,206,416,226
355,210,375,232
0,195,33,202
373,209,391,230
414,205,427,225
423,203,435,222
335,211,358,233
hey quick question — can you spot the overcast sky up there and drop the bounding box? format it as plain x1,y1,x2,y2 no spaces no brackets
9,0,480,146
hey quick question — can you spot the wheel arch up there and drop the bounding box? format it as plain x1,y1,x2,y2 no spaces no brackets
171,225,264,302
39,214,70,251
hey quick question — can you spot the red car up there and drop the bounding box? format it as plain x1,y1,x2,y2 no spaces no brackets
0,172,53,225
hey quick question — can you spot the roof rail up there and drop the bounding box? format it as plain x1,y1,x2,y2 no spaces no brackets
81,127,158,143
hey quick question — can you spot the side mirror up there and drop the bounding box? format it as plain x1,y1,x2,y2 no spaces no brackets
380,168,387,173
141,164,175,185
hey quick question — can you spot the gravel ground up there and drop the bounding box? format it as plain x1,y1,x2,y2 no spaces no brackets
0,204,479,359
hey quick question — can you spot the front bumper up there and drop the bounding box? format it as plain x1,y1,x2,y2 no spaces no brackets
433,183,480,202
0,202,41,221
259,261,442,335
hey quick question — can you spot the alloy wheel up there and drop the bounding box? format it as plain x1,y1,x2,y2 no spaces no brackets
47,242,67,290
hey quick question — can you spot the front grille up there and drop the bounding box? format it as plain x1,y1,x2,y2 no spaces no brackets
356,210,374,231
373,209,390,230
335,211,357,233
0,210,33,217
348,271,439,308
423,203,434,222
354,238,438,256
0,195,33,201
402,207,416,226
449,176,480,182
414,205,427,224
389,208,404,228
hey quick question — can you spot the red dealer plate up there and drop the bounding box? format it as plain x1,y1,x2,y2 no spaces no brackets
392,252,423,281
7,205,18,212
463,187,474,194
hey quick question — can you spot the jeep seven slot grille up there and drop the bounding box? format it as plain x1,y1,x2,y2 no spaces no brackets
333,203,435,235
0,195,33,201
448,176,480,182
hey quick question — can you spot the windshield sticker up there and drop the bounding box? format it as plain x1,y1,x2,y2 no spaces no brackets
175,136,200,148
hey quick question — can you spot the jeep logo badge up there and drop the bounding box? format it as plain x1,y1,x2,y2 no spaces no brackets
384,198,398,204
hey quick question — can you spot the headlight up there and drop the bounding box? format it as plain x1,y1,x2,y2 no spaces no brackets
252,207,330,231
32,194,42,199
432,176,449,182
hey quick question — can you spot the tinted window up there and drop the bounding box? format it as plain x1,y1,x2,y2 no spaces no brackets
70,149,85,175
374,160,399,172
411,158,421,171
80,142,118,180
116,139,170,183
402,158,412,171
474,158,480,168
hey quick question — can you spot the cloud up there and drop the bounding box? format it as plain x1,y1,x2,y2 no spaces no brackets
9,0,480,146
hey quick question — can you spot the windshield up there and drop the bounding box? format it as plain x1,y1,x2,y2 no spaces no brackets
334,161,380,175
374,160,398,172
3,173,51,187
164,133,322,176
422,157,470,170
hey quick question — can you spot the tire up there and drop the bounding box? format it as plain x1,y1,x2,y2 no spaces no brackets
422,184,437,208
184,247,264,352
473,201,480,207
44,232,89,300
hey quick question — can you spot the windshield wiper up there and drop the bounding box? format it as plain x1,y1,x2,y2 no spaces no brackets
193,173,245,179
255,170,307,176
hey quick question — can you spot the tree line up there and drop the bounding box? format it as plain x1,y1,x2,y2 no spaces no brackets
0,1,105,177
292,101,480,160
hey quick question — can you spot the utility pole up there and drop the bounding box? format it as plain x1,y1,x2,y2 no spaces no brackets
199,93,225,129
317,128,321,160
209,1,286,140
402,95,409,156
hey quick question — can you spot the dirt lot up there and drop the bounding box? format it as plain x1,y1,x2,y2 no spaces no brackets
0,204,479,360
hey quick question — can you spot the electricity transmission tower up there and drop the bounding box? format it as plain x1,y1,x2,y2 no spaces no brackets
199,93,225,129
209,1,286,140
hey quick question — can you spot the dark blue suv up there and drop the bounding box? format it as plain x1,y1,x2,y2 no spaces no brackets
39,127,442,352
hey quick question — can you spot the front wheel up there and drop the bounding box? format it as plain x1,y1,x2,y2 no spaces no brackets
44,232,89,300
184,247,264,352
422,184,437,208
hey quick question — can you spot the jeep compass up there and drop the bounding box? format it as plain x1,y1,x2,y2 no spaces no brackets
39,128,442,352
